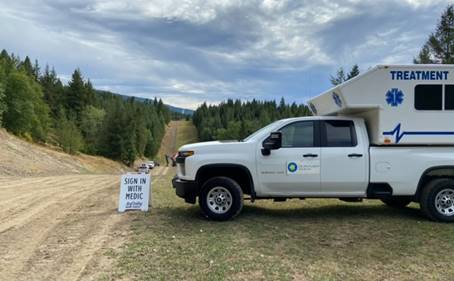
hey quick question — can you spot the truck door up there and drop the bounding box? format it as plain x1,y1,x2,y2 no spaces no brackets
320,120,368,195
257,120,321,196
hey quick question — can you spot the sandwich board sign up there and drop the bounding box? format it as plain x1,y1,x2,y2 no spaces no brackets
118,173,151,212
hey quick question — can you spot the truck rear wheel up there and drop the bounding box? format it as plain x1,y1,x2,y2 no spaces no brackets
199,177,243,221
420,178,454,222
381,197,412,208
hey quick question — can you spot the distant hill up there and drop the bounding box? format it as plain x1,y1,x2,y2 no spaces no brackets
96,90,194,116
165,104,194,116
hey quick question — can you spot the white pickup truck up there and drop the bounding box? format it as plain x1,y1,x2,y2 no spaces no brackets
172,116,454,222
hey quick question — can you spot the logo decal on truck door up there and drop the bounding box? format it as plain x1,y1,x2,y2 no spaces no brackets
286,161,320,175
287,162,298,173
385,88,404,107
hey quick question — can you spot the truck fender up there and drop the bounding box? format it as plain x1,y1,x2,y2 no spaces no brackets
195,164,256,200
415,165,454,200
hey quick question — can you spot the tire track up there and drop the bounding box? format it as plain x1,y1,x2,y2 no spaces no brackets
0,177,118,229
0,175,122,280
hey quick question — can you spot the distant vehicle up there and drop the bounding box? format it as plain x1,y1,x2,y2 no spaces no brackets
146,161,156,169
137,163,150,174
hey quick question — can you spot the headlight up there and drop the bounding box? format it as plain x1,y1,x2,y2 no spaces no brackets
178,151,195,158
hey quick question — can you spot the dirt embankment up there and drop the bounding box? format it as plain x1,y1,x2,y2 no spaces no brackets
0,129,128,176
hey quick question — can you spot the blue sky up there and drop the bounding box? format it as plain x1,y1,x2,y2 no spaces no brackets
0,0,449,109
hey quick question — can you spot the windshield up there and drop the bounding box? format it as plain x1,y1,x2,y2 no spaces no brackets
242,120,283,142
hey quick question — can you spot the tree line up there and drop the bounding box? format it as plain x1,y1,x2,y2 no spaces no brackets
0,50,170,165
192,98,311,141
414,4,453,64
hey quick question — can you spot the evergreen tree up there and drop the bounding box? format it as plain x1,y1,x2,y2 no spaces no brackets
347,64,360,80
330,67,346,86
40,65,64,118
33,59,40,80
55,111,84,154
414,44,434,64
66,68,86,119
0,82,6,126
79,105,105,154
415,5,454,64
330,65,360,86
19,56,34,78
84,79,96,106
3,71,49,141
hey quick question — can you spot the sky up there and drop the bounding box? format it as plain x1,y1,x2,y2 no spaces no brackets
0,0,450,109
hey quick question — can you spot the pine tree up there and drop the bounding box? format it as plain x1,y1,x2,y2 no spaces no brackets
347,64,360,80
415,5,454,64
330,65,360,86
3,72,35,137
84,79,96,106
66,68,86,119
0,82,6,126
330,67,346,86
79,105,105,153
33,59,40,80
20,56,34,78
55,111,84,154
40,65,64,118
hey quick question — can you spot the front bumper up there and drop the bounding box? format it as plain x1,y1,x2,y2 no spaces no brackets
172,176,198,204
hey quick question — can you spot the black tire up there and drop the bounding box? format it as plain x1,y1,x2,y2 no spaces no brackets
420,178,454,222
381,197,412,208
199,177,243,221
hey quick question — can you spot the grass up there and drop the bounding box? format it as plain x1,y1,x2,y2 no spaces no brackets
112,122,454,281
156,120,198,164
175,120,198,149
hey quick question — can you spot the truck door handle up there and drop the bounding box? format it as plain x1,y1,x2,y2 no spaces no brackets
303,154,318,158
348,153,363,158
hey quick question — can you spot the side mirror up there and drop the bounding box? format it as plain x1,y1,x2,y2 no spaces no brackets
262,132,282,155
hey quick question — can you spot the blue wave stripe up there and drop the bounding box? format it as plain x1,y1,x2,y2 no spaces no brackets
383,123,454,143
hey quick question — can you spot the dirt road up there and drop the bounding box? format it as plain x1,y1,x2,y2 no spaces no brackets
0,167,170,281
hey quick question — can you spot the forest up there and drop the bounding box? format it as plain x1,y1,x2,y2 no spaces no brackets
192,99,312,141
0,50,170,165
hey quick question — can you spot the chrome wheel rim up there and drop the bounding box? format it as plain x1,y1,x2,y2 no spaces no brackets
207,186,232,214
435,188,454,216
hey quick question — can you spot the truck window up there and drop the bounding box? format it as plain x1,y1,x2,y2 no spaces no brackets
445,85,454,110
415,84,442,110
322,120,357,147
279,121,314,148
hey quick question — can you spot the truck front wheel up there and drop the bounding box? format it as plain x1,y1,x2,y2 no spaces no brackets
199,177,243,221
420,178,454,222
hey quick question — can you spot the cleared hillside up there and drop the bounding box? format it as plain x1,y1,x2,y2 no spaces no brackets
156,120,198,163
0,129,128,176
